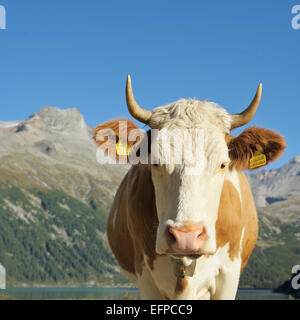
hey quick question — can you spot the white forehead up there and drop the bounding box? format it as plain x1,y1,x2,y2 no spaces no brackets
149,99,231,171
150,99,232,132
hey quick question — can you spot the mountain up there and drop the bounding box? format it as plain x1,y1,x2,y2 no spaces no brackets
247,156,300,207
0,106,129,286
0,106,128,210
0,106,299,289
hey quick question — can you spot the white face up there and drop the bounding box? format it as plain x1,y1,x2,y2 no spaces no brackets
151,127,230,256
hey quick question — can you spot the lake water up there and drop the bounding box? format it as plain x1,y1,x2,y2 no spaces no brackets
0,287,290,300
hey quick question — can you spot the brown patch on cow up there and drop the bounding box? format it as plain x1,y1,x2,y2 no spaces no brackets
175,277,188,293
216,179,243,261
127,165,158,273
107,164,158,276
107,171,137,275
216,172,258,270
228,127,286,170
94,119,144,161
238,172,258,271
94,119,139,144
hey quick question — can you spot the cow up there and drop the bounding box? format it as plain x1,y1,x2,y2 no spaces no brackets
94,75,286,300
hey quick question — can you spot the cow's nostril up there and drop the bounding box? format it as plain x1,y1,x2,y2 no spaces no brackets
196,227,206,239
168,227,177,243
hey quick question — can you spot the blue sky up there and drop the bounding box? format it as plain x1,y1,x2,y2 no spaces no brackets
0,0,299,169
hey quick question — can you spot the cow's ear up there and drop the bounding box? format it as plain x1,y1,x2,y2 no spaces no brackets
94,119,144,161
227,127,286,170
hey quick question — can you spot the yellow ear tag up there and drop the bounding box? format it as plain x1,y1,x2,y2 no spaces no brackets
116,141,131,156
249,150,267,169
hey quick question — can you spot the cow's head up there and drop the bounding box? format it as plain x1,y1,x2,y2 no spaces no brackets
95,75,286,259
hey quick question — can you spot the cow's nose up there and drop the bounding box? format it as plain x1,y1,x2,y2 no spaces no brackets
168,225,206,254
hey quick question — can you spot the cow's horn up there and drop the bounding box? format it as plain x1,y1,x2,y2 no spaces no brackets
126,75,153,124
230,83,262,130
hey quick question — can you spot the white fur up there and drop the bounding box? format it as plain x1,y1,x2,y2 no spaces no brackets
150,99,232,133
135,241,243,300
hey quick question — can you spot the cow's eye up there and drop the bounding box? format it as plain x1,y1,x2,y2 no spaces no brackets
219,162,227,173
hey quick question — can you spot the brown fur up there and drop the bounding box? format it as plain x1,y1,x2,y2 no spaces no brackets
228,127,286,170
94,119,144,161
238,172,258,271
216,179,244,261
94,119,139,145
107,165,158,276
216,172,258,268
107,171,136,275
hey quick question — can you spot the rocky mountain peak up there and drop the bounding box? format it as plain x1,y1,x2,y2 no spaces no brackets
247,154,300,207
27,106,88,134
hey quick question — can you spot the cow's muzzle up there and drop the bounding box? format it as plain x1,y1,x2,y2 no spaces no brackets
166,224,207,256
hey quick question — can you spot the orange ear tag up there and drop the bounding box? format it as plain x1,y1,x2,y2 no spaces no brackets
249,150,267,169
116,141,131,156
